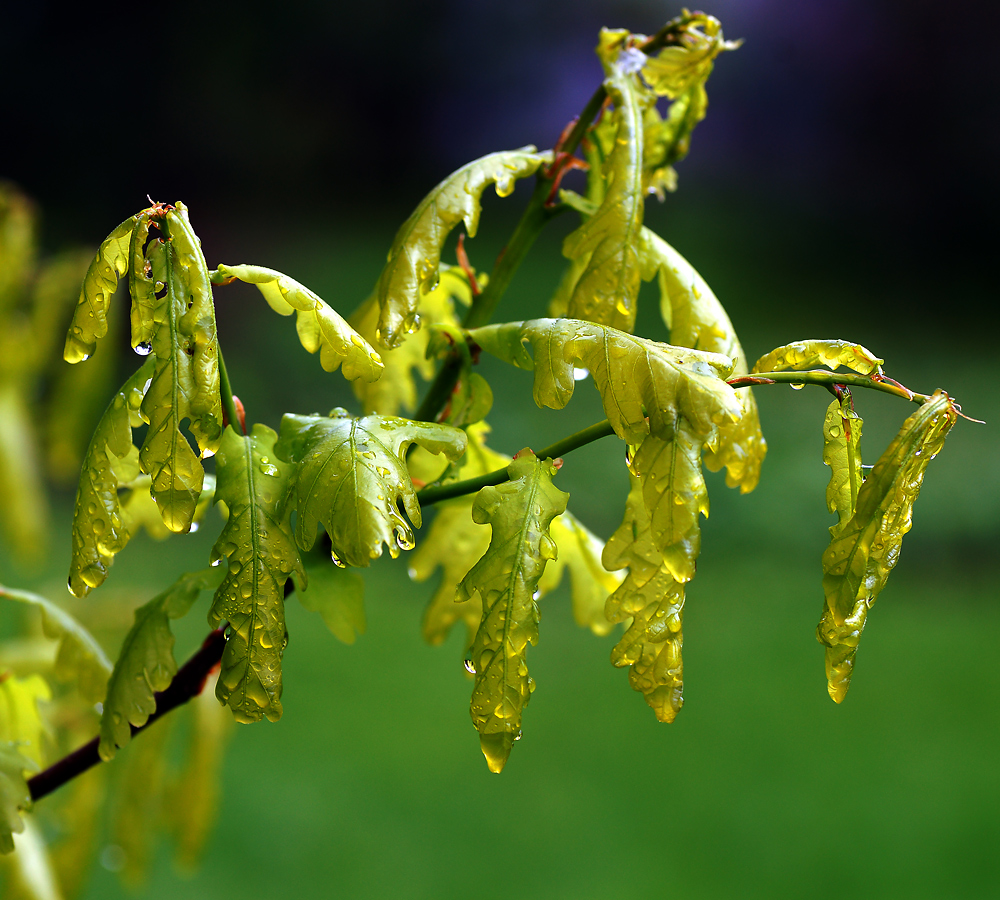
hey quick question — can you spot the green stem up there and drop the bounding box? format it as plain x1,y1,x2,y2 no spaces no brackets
217,347,243,434
728,370,931,405
417,419,616,506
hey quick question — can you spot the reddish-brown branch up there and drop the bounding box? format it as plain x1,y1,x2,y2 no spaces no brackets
28,629,226,803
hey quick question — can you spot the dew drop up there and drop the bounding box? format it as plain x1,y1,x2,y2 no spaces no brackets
331,551,346,568
573,367,590,382
189,522,200,533
134,341,152,356
463,657,477,675
210,557,222,567
790,383,804,391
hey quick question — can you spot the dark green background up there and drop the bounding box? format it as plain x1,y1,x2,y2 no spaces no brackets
2,0,998,897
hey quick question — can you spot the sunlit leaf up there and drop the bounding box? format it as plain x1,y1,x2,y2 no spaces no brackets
208,425,303,724
212,263,383,382
67,361,152,597
0,743,37,855
458,451,568,772
351,267,474,415
0,675,50,770
603,474,686,722
818,391,957,702
99,568,224,760
470,317,741,444
375,148,548,348
753,339,884,376
562,44,647,333
63,213,136,364
0,586,112,704
822,397,863,530
294,558,366,645
136,203,223,532
276,410,466,567
537,511,621,636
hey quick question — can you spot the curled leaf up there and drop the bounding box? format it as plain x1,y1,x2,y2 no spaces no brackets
137,203,223,532
209,425,303,724
67,361,153,597
213,264,383,382
458,452,568,772
276,410,467,567
603,474,685,722
63,214,137,363
753,339,884,376
822,397,863,530
99,568,223,759
562,52,647,333
818,391,957,702
470,317,741,444
376,148,548,348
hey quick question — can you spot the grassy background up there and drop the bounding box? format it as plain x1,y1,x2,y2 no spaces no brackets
1,192,993,898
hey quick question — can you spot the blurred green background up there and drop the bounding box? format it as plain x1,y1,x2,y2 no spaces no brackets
3,0,999,897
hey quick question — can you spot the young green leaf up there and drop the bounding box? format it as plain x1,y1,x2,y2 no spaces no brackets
641,225,765,491
137,204,223,532
641,88,706,198
0,385,48,560
753,340,884,376
537,511,621,636
375,148,548,348
350,268,473,415
822,397,863,530
294,560,366,645
458,451,568,773
469,317,741,444
68,360,153,597
0,743,38,855
562,45,647,333
603,474,686,722
275,410,467,567
209,425,304,724
99,568,224,760
119,473,216,543
63,213,137,364
211,264,383,382
0,585,113,703
410,423,510,649
639,12,738,99
818,391,957,702
629,422,708,583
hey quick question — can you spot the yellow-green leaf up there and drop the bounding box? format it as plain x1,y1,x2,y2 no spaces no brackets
753,339,884,376
459,451,568,772
63,214,136,364
822,398,863,530
0,586,113,704
375,148,548,348
0,385,48,562
537,511,621,636
67,361,152,597
351,267,473,415
0,184,36,314
99,568,224,760
562,52,647,333
276,410,467,567
209,425,303,724
602,474,686,722
638,12,739,99
470,317,741,444
0,675,50,768
0,743,37,855
136,203,223,532
818,391,957,702
212,264,383,382
294,560,366,645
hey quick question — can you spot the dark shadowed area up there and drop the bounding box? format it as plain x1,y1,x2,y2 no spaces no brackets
1,1,998,898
